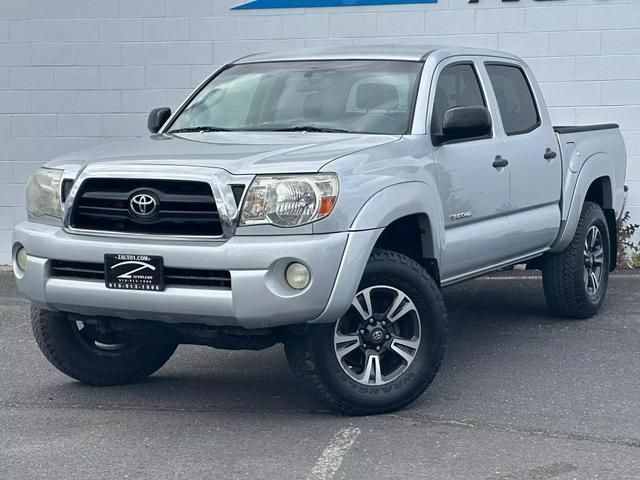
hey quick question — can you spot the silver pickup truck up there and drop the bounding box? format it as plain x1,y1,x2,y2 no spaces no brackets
13,46,628,415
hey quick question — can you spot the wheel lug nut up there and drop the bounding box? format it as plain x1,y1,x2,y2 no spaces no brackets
381,321,387,327
360,329,365,335
362,344,367,349
369,318,375,325
385,334,390,340
376,346,381,351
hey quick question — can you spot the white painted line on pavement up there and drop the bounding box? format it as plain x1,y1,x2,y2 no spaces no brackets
307,426,361,480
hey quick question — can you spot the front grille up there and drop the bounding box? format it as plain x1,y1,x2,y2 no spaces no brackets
50,260,232,289
70,178,223,236
51,260,104,281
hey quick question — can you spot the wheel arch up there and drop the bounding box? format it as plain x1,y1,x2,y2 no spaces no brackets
584,175,614,210
310,182,444,325
349,181,445,269
373,213,441,286
584,176,617,271
552,153,615,265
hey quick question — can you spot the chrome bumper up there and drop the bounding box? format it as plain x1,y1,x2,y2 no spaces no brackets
12,222,380,329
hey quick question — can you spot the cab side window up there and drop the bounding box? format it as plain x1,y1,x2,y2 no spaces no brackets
431,63,486,138
485,64,540,136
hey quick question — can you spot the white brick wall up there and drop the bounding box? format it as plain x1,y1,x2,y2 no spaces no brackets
1,0,640,263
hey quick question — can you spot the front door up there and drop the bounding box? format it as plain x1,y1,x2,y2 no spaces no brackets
429,61,511,283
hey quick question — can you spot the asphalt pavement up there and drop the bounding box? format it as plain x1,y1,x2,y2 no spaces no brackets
1,270,639,480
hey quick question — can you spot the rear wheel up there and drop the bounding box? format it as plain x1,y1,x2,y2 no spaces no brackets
542,201,610,319
286,249,446,415
31,306,177,385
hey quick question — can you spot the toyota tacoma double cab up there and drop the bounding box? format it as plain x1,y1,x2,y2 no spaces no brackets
13,46,628,415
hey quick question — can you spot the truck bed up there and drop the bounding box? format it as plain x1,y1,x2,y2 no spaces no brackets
554,123,627,230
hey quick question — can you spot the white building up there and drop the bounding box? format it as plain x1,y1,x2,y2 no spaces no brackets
0,0,638,264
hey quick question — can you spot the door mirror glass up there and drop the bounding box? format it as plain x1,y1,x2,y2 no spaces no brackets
438,105,492,145
148,107,172,134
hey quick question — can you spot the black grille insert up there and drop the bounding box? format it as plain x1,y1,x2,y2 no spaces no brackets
61,179,74,203
230,184,246,206
70,178,222,236
50,260,231,289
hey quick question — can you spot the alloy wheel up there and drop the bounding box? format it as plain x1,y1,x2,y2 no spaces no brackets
333,285,422,386
583,225,604,296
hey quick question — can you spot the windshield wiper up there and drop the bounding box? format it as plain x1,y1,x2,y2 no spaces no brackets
167,126,232,134
271,125,352,134
168,125,353,134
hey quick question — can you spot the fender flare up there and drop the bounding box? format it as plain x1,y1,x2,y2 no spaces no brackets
551,153,614,252
310,182,444,324
349,181,445,264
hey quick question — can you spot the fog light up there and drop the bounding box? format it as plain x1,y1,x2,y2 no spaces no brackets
285,262,310,290
16,247,28,272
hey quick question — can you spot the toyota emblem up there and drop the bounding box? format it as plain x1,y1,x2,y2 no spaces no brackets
129,192,159,218
371,330,384,342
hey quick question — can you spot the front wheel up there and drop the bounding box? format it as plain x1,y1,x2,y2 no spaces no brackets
286,249,446,415
31,306,178,385
542,201,610,319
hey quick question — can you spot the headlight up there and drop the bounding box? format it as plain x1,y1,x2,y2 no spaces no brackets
240,174,339,227
26,168,63,219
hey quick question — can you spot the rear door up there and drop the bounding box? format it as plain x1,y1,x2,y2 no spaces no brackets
428,59,511,282
484,61,562,255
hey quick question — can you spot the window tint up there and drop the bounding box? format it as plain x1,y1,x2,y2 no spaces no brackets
486,64,540,135
431,63,486,137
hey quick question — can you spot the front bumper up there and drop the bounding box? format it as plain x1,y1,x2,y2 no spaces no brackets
12,222,380,329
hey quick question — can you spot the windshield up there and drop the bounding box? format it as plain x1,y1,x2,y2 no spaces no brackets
167,60,422,135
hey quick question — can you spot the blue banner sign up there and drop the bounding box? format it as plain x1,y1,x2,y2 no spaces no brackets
233,0,438,10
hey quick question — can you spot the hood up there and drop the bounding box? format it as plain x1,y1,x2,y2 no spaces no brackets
47,132,399,175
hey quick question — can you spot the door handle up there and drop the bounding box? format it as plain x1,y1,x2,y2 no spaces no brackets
544,148,557,160
492,155,509,168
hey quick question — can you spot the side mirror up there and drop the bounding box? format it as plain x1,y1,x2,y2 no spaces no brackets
148,107,172,134
437,105,492,145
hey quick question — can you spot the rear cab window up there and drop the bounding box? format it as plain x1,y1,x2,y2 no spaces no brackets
485,63,540,136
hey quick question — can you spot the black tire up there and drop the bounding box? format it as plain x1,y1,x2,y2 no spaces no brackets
285,249,446,416
542,201,610,319
31,306,178,386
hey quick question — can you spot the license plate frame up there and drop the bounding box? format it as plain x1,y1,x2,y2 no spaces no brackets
104,254,164,291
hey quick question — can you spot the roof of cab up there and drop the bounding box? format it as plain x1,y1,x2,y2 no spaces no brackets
232,45,521,64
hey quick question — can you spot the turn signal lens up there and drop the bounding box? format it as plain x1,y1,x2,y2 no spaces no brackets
318,196,337,215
